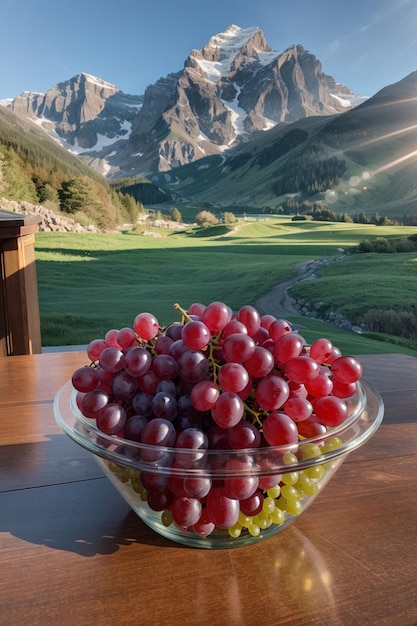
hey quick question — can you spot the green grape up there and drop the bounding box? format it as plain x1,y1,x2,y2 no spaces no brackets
238,512,252,528
296,473,319,496
276,497,287,511
277,495,302,515
228,524,242,538
254,511,270,529
270,507,285,525
321,436,343,452
267,484,281,499
108,460,123,475
301,443,322,460
304,464,325,479
283,452,298,465
262,496,276,515
131,477,145,494
280,485,301,501
282,471,299,485
161,509,174,527
248,523,261,537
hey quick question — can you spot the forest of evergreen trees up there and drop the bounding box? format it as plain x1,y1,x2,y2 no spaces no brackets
0,110,150,229
262,198,417,227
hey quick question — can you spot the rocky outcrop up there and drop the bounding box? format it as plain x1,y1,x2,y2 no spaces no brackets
289,258,367,333
0,198,100,232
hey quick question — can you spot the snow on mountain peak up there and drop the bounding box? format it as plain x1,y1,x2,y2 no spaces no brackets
195,25,262,83
82,73,119,91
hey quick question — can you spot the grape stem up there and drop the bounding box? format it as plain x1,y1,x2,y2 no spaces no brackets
207,341,219,386
174,301,265,428
173,302,192,323
244,402,264,427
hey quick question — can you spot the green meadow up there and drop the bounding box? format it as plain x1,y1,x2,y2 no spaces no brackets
34,217,417,356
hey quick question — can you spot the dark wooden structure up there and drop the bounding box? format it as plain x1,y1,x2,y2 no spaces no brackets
0,209,42,356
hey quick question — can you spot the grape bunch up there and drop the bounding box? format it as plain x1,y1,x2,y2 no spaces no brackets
71,301,363,539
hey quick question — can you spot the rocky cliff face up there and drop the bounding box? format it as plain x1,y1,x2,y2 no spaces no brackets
5,25,365,178
9,73,143,176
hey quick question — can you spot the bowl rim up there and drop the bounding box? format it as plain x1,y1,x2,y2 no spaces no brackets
54,378,384,476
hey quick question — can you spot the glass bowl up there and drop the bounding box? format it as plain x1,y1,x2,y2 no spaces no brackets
54,378,383,549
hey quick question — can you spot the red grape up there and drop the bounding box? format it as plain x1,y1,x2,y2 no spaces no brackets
273,332,304,364
133,311,159,340
262,411,299,446
219,320,248,342
206,487,240,529
171,495,202,527
71,366,99,392
104,329,121,348
268,319,292,341
284,356,320,384
237,304,261,337
218,362,249,393
260,314,276,330
192,508,215,537
310,338,333,363
244,346,274,377
187,302,206,317
331,356,363,384
223,457,259,500
283,397,313,422
151,354,178,380
80,389,109,418
183,476,212,499
182,320,211,350
256,374,290,411
211,392,244,428
124,414,148,442
96,403,126,435
117,327,136,349
304,373,333,398
99,347,124,373
240,490,264,516
202,301,231,333
227,421,261,449
87,338,107,361
177,350,210,383
190,380,220,411
123,346,152,377
222,333,255,363
314,396,349,427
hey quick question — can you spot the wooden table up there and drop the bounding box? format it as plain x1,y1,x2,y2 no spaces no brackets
1,351,416,626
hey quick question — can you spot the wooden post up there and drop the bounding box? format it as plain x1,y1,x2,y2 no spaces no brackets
0,209,42,356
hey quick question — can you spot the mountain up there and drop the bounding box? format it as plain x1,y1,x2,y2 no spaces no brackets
0,103,160,230
3,25,365,179
3,23,415,220
7,73,143,177
155,71,417,217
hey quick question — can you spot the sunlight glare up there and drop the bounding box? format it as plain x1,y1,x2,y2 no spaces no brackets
325,190,338,203
373,148,417,174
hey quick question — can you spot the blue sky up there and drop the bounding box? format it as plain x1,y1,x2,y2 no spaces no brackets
1,0,416,100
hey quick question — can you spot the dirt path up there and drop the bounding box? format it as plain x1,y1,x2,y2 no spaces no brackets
254,255,345,321
254,261,311,320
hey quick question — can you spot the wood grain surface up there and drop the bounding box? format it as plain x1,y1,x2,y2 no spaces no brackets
1,352,416,626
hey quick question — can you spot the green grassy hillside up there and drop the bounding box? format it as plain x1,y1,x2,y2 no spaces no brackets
156,74,417,219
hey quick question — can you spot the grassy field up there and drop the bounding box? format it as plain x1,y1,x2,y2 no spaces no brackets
34,217,417,356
